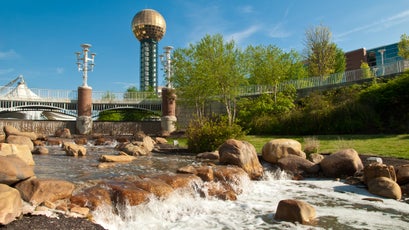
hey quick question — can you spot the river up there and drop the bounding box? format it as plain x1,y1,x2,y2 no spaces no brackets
32,144,409,230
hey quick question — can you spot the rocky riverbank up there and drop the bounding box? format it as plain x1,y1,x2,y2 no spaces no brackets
1,125,409,228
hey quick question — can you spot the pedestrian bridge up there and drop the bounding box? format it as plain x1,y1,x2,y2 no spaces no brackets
0,80,161,120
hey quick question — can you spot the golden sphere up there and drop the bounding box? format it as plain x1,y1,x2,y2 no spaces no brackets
131,9,166,41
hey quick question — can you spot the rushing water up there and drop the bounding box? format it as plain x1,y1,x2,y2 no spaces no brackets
32,144,409,230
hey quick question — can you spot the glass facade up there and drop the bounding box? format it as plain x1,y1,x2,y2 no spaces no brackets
366,43,403,67
140,39,158,92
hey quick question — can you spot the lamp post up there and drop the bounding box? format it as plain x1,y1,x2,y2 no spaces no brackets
75,43,95,135
378,48,386,76
76,44,96,88
160,46,174,88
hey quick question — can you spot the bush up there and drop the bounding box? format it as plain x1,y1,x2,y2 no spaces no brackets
186,116,246,153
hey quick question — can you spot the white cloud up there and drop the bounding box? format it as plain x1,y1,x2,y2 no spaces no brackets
335,9,409,40
227,25,260,43
0,49,19,60
269,22,291,38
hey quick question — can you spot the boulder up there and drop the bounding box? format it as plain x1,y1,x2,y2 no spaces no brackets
99,152,136,162
132,136,155,153
212,165,250,187
218,139,264,180
277,155,320,176
105,181,150,206
54,128,72,139
132,178,174,198
367,177,402,200
395,164,409,185
274,199,316,225
118,143,149,156
3,125,37,141
74,137,88,145
308,153,324,164
0,184,22,225
154,137,168,144
363,163,396,185
15,178,75,205
262,139,306,164
0,143,35,165
62,142,87,156
320,149,363,178
177,165,215,182
70,184,113,210
205,181,237,201
148,173,202,191
0,155,34,185
196,151,219,160
6,135,34,151
32,146,49,155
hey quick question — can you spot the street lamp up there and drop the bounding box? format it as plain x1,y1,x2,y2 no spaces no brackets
160,46,174,88
76,44,96,87
378,48,386,75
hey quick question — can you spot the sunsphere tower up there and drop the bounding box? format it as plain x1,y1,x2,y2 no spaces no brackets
131,9,166,92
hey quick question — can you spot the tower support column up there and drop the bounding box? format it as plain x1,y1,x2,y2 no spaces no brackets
76,86,93,135
161,87,177,135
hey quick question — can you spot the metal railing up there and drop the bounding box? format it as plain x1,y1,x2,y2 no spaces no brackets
238,60,409,96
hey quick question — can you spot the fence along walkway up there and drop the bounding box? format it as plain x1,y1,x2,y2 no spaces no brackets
238,60,409,96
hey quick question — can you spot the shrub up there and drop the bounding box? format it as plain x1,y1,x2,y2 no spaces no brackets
186,116,246,153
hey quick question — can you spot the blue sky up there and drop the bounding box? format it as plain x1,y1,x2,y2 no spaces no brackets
1,0,408,93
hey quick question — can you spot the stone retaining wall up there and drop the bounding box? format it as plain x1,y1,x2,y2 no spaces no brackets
0,120,161,136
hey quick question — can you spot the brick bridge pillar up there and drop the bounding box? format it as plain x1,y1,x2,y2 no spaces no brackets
161,88,177,135
76,86,93,134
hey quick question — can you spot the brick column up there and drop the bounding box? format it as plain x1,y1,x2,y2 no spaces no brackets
76,86,93,134
161,88,177,135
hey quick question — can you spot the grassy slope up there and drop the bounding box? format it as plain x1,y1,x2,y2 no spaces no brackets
243,134,409,159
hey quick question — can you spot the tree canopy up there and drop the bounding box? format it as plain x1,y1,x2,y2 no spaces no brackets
398,33,409,59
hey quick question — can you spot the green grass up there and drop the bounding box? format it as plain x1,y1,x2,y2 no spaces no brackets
169,134,409,159
243,134,409,159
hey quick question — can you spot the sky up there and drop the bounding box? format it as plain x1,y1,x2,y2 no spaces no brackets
1,0,408,93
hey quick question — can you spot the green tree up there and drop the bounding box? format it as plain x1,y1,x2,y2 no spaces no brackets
334,47,346,73
245,45,306,102
101,91,115,101
304,24,339,77
173,34,247,125
124,86,138,100
398,33,409,59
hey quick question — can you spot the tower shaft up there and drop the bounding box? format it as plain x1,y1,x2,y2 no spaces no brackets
140,39,158,92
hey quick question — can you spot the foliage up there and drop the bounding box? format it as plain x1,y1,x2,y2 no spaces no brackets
360,62,372,79
98,109,160,121
304,24,344,77
186,116,246,153
245,45,307,102
102,91,116,101
173,34,247,125
398,33,409,59
124,86,139,100
237,86,296,134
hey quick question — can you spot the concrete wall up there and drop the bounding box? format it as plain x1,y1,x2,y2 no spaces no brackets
0,120,161,136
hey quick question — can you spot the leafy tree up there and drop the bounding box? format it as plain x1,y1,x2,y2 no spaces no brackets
102,91,115,101
173,34,247,125
304,24,340,77
124,86,139,100
398,33,409,59
245,45,306,102
334,47,346,73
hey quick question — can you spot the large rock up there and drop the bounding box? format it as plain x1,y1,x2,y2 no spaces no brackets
70,184,113,210
277,155,320,176
6,135,34,151
54,128,72,139
105,181,150,206
62,142,87,156
0,184,22,225
363,163,396,185
274,199,316,225
148,173,202,191
118,143,150,156
132,178,174,198
262,139,306,164
218,139,264,180
367,177,402,200
99,152,136,162
15,178,75,205
395,164,409,185
3,125,37,141
0,143,35,165
0,155,34,185
320,149,363,178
